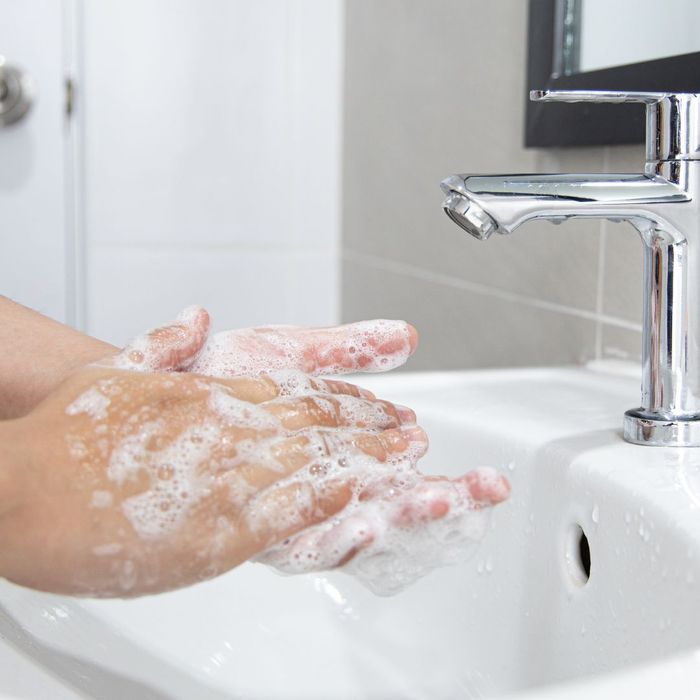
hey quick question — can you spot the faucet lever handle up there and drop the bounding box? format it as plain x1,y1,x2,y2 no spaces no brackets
530,90,671,105
530,89,700,162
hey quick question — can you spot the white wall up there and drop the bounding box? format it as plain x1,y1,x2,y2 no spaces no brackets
0,0,74,324
78,0,343,344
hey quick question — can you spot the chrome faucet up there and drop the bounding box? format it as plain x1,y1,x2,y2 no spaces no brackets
441,90,700,447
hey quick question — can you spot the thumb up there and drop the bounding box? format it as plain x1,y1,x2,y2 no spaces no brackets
107,305,210,372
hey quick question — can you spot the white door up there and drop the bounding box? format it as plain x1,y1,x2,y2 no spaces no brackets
0,0,73,324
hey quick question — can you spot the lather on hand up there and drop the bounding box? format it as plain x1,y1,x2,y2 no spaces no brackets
0,301,509,597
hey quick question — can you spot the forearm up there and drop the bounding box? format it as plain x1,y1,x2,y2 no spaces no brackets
0,420,25,527
0,297,116,419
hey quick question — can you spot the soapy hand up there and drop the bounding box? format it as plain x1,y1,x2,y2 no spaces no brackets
0,307,510,597
257,467,510,595
104,307,510,594
105,305,418,377
0,364,427,596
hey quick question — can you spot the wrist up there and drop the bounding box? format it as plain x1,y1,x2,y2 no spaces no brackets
0,296,117,419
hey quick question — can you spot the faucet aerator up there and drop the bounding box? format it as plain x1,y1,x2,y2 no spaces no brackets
442,192,497,240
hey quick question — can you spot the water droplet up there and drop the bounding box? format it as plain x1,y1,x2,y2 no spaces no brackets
591,505,600,524
485,557,493,573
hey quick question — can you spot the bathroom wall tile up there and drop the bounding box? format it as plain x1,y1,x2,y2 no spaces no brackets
600,221,643,324
600,324,642,364
342,258,597,370
343,0,602,312
599,143,646,323
606,143,646,173
531,145,607,174
86,246,336,346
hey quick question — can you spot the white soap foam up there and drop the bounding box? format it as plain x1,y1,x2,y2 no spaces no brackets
108,421,221,539
65,386,111,421
105,305,207,373
189,319,413,378
253,429,506,596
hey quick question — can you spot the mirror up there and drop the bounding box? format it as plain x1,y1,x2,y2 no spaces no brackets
526,0,700,147
562,0,700,75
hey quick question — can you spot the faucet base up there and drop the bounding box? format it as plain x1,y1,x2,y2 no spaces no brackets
623,410,700,447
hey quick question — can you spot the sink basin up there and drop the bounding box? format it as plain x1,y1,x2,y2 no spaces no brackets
3,364,700,699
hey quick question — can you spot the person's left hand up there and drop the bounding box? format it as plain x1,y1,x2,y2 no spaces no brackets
104,306,418,379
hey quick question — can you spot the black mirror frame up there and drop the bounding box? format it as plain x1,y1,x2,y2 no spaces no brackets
526,0,700,148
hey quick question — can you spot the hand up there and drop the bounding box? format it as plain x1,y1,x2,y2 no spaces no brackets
256,466,510,595
104,309,510,593
0,364,426,597
0,298,417,419
107,305,418,377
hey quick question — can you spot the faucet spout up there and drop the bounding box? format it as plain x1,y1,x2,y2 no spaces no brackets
441,171,689,240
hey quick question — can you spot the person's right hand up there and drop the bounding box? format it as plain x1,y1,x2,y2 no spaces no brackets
0,362,426,597
101,308,510,592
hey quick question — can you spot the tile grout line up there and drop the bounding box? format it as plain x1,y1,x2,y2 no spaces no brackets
343,248,643,333
93,242,336,255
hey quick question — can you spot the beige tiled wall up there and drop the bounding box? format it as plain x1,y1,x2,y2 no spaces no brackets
341,0,646,370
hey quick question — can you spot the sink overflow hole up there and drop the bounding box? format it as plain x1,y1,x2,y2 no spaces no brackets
566,524,591,586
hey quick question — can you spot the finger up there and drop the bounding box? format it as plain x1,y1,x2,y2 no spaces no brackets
220,425,428,494
316,378,376,400
462,467,511,506
188,320,418,377
209,372,377,404
341,425,427,462
298,320,418,375
106,306,210,372
238,478,353,551
267,371,376,401
262,394,413,431
360,469,511,528
215,375,280,404
255,515,374,573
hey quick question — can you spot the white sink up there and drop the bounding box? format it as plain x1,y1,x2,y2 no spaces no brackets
3,364,700,699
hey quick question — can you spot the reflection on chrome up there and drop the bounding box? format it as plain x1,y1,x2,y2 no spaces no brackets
442,91,700,447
